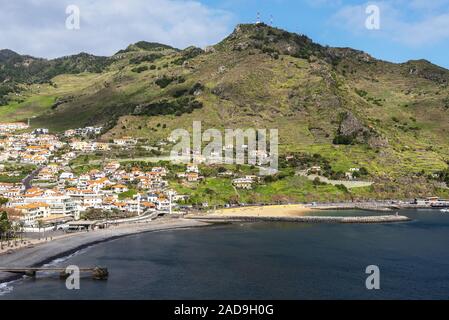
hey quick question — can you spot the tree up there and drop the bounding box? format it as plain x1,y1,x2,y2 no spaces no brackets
104,210,111,229
313,177,322,186
217,167,227,173
0,197,8,206
12,223,20,245
18,221,25,243
359,167,369,176
229,195,240,205
0,211,11,250
37,219,44,240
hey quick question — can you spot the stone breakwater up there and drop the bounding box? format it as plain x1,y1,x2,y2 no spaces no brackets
188,215,411,224
314,205,394,212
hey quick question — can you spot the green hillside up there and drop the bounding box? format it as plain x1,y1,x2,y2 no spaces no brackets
1,23,449,199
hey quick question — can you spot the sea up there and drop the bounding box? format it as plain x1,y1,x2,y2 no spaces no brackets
1,209,449,300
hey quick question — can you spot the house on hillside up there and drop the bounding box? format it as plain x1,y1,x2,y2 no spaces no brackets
186,172,200,182
113,137,137,146
186,163,199,173
308,166,322,175
232,177,254,190
112,184,129,194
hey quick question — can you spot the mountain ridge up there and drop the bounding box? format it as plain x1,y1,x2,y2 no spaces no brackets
1,23,449,198
2,23,448,70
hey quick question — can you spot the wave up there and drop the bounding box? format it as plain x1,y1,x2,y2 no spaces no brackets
42,246,91,268
0,280,18,297
0,246,93,297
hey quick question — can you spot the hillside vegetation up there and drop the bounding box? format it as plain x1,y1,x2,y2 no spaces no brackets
1,24,449,199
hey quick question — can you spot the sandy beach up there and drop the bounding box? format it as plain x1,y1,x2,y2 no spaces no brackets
186,204,410,224
0,218,209,284
201,204,314,218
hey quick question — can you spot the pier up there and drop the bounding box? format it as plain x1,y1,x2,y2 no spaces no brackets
0,267,109,280
188,215,411,224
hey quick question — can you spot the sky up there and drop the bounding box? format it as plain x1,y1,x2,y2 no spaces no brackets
0,0,449,68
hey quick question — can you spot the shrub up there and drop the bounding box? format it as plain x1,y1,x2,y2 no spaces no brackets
336,184,349,193
333,134,355,145
155,75,185,88
131,65,149,73
359,167,369,176
155,75,174,88
355,89,368,97
136,97,203,117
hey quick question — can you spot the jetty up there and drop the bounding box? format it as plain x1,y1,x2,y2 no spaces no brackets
0,267,109,280
188,215,411,224
313,204,394,212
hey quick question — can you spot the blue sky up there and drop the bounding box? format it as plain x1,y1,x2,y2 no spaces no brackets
210,0,449,68
1,0,449,68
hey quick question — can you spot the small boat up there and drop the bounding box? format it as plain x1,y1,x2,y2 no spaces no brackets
440,208,449,213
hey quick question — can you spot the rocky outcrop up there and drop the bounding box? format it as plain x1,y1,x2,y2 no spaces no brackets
338,111,366,137
325,47,373,63
404,60,449,84
334,111,387,147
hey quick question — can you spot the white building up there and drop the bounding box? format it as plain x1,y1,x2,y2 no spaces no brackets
60,172,75,180
13,202,51,227
24,196,79,220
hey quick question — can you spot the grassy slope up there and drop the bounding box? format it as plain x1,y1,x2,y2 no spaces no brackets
1,25,448,200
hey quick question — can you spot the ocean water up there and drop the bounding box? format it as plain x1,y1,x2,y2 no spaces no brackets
1,209,449,300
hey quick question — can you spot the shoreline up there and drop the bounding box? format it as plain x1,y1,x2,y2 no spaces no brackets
0,218,210,284
0,202,418,285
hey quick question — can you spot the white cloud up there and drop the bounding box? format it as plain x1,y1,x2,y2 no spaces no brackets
0,0,234,58
409,0,449,10
331,1,449,46
399,12,449,46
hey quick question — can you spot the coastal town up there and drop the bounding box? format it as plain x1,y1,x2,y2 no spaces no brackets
0,120,285,239
3,0,449,302
1,120,449,255
0,121,188,235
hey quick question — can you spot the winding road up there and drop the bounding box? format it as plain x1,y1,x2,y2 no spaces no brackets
21,166,43,192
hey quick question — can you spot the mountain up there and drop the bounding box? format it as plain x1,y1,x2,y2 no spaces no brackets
1,23,449,198
115,41,178,54
0,49,111,105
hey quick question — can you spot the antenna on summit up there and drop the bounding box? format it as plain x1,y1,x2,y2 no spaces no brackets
270,15,274,26
256,12,261,24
